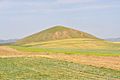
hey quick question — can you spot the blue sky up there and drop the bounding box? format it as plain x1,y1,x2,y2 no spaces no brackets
0,0,120,39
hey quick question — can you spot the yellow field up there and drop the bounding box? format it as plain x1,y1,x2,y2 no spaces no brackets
23,38,120,50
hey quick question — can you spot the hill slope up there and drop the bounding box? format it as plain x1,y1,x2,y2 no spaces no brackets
16,26,98,44
25,38,120,50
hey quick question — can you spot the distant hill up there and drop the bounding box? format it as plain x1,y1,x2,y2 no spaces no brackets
15,26,120,49
16,26,98,44
106,38,120,42
0,39,17,44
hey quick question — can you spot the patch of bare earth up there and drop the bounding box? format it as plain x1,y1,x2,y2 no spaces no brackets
0,46,22,56
0,46,51,58
49,54,120,70
0,46,120,70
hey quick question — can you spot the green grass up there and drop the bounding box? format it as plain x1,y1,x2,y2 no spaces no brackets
0,57,119,80
11,46,120,56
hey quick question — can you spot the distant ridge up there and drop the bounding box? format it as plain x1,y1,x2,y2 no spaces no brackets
106,38,120,42
16,25,98,44
0,39,17,44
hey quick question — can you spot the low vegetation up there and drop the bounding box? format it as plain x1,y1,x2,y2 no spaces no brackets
0,57,119,80
21,38,120,50
11,46,120,56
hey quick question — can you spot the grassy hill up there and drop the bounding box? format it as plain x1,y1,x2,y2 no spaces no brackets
16,26,98,44
15,25,120,50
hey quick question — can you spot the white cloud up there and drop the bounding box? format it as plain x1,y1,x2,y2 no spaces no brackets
0,0,120,15
57,0,96,4
43,4,119,13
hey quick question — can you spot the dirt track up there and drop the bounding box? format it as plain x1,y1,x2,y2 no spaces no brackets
0,46,120,70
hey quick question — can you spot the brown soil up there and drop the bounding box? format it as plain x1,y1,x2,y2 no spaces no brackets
0,46,22,56
49,54,120,70
0,46,51,58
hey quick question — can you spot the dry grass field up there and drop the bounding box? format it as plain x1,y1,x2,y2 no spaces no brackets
0,46,120,80
0,46,120,70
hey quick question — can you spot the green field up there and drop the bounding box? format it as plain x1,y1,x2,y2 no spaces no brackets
11,37,120,57
0,57,120,80
11,46,120,56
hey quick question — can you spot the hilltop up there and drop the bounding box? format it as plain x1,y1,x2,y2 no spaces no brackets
16,26,98,44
